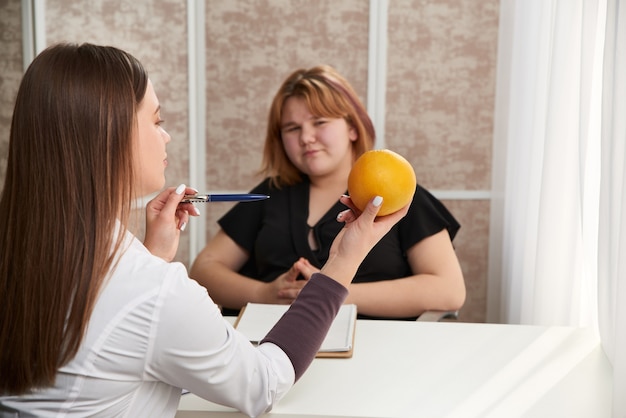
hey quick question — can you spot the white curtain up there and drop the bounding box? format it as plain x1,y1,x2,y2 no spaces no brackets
598,0,626,415
488,0,625,415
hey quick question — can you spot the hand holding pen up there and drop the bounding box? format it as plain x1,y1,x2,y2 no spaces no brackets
145,184,200,261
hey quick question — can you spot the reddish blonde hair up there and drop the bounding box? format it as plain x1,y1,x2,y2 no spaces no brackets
261,65,375,188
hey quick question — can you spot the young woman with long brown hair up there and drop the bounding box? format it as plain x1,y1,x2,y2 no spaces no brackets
0,43,407,417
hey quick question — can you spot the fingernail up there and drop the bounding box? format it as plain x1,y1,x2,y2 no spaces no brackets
372,196,383,207
175,184,186,195
336,211,344,221
179,221,187,231
193,207,201,216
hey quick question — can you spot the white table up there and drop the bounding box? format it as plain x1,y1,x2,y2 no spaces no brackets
177,319,612,418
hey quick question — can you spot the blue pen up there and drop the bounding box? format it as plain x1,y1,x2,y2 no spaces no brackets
181,193,270,203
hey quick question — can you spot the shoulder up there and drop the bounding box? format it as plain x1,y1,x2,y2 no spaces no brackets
107,235,215,332
249,178,275,194
409,185,452,215
238,178,295,206
110,233,198,298
402,184,461,240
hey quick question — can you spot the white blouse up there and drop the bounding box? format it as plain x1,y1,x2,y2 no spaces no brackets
0,231,294,418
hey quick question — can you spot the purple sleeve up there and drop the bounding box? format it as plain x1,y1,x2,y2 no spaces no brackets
260,273,348,381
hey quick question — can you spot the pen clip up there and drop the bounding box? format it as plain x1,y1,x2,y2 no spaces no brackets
181,194,208,203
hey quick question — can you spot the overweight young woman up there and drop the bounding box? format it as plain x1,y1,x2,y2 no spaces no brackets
190,65,466,320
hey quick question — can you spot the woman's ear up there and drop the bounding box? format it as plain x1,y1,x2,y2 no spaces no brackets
349,126,358,142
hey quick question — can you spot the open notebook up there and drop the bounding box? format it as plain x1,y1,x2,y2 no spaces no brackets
234,303,357,358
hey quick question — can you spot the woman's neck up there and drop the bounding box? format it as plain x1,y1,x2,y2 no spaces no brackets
307,165,352,227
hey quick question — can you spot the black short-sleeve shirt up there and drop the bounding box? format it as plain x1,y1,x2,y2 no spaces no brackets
218,177,460,319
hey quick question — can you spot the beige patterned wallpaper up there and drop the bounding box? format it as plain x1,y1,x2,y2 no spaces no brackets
42,0,191,191
0,0,23,184
387,0,496,190
385,0,499,322
43,0,191,259
0,0,498,322
204,0,370,192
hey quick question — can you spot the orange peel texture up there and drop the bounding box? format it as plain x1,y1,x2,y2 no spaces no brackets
348,149,417,216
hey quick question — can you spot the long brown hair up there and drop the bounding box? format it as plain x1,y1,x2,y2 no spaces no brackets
261,65,375,188
0,43,148,394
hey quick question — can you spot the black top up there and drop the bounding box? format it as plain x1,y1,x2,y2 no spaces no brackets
218,177,460,320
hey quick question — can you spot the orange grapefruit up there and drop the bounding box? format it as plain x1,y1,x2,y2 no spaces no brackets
348,149,416,216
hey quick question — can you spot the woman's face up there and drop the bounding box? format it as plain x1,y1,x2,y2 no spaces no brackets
133,80,171,196
280,96,357,180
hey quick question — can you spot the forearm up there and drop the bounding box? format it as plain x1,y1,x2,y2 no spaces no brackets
318,253,362,289
261,273,348,381
345,273,466,318
189,261,264,310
